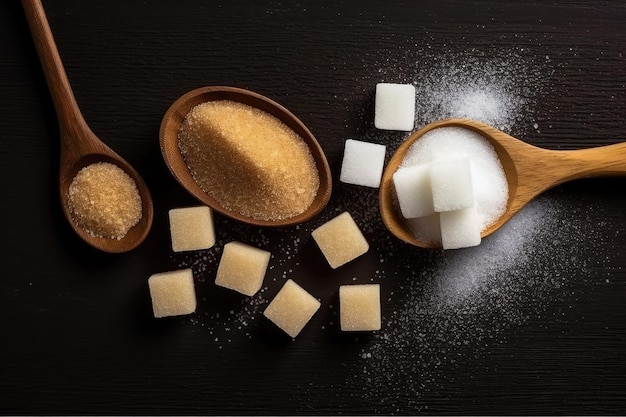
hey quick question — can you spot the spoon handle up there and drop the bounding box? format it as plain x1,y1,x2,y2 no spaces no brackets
22,0,97,157
561,142,626,179
22,0,80,126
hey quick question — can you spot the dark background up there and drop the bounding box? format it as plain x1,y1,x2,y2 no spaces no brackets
1,0,625,414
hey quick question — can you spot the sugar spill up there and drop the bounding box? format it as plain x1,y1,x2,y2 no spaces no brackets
353,194,606,411
358,47,547,138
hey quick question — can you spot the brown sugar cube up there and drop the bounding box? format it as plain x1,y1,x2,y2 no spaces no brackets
215,241,271,296
339,284,381,331
169,206,216,252
148,269,197,318
263,279,321,338
311,211,369,269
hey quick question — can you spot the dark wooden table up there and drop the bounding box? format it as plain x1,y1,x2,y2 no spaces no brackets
1,0,625,414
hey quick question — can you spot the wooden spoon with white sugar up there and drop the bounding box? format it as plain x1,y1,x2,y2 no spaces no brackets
380,118,626,249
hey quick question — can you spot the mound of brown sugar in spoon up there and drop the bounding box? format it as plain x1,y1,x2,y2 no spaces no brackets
68,162,142,240
178,100,320,221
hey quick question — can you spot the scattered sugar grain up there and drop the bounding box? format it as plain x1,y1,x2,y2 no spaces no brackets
354,195,604,408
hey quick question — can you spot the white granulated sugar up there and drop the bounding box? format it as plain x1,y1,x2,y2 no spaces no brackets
353,194,605,410
412,53,539,133
400,127,508,232
357,48,547,136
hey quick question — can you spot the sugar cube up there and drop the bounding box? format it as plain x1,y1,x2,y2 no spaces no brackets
339,139,387,188
148,269,196,318
215,241,271,296
263,279,321,338
311,212,369,269
440,206,482,249
339,284,381,332
392,164,435,218
168,206,215,252
374,83,416,131
429,158,474,212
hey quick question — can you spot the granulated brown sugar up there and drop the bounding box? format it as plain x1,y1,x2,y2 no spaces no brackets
178,100,319,221
68,162,142,240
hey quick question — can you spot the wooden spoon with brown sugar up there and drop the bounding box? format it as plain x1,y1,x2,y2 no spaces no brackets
380,118,626,249
23,0,153,253
159,86,332,227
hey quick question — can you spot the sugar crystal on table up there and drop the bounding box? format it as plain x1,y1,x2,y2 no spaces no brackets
429,158,475,212
339,284,381,332
148,269,196,318
168,206,215,252
440,206,482,249
392,164,435,218
311,212,369,269
263,279,321,338
374,83,416,131
215,241,271,296
339,139,386,188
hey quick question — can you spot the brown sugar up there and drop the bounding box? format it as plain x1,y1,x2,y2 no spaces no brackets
178,100,320,221
68,162,142,240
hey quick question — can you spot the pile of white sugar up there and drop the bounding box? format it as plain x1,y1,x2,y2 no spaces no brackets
399,127,509,242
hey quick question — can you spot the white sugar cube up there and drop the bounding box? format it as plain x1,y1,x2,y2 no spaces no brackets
339,284,381,332
215,241,271,296
148,269,196,318
374,83,416,131
169,206,215,252
340,139,386,188
392,164,434,218
311,212,369,269
430,158,474,212
263,279,321,338
440,206,481,249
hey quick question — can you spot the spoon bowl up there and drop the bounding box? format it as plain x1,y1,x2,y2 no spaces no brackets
23,0,153,253
159,86,332,227
380,118,626,249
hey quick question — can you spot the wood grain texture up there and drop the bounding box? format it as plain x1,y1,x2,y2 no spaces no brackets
1,0,625,414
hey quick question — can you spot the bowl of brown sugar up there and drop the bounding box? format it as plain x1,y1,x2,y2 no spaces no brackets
159,86,332,227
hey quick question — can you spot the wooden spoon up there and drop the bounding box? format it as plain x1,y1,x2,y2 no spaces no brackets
23,0,153,253
159,86,332,227
380,118,626,249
